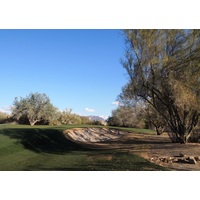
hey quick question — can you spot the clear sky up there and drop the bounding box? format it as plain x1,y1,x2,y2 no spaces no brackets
0,29,127,118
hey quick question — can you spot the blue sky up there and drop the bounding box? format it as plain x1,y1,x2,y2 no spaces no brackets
0,29,127,118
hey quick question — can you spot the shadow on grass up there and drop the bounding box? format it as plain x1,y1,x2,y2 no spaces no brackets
1,128,90,154
22,151,168,171
0,128,169,171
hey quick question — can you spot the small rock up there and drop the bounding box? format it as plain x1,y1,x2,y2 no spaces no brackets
155,159,161,164
168,157,173,161
178,158,183,163
194,156,200,162
172,158,178,162
180,153,186,157
188,157,197,164
150,158,154,161
163,158,168,163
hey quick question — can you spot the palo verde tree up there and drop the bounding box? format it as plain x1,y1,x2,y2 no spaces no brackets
12,92,58,125
120,29,200,143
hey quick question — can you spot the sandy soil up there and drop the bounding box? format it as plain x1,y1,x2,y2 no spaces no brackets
64,128,200,171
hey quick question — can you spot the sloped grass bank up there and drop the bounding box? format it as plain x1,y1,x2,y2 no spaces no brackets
0,125,167,171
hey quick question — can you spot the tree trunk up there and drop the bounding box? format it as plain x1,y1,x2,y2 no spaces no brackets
29,119,39,126
179,132,191,144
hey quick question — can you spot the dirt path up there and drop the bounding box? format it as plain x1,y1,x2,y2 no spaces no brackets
123,133,200,171
64,128,200,171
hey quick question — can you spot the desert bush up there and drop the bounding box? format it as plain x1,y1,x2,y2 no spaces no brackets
92,120,105,126
80,116,92,125
57,109,83,125
49,119,61,126
107,106,145,128
0,112,11,124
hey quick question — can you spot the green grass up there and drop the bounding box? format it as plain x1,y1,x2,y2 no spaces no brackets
0,124,166,171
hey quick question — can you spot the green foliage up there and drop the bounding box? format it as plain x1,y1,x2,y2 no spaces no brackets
0,112,11,124
79,116,92,125
52,109,93,125
120,29,200,143
107,105,145,128
91,120,104,126
12,92,58,125
11,93,94,126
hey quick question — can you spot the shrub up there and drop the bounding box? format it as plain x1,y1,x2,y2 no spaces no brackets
0,112,11,124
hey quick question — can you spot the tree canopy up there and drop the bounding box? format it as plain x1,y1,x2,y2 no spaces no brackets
12,92,58,125
120,29,200,143
107,105,145,128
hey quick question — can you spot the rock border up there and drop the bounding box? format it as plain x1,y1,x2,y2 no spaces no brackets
150,154,200,165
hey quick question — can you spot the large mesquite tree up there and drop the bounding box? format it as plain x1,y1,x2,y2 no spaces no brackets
120,29,200,143
12,92,58,125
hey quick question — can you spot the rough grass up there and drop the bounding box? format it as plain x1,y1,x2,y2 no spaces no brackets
0,124,167,171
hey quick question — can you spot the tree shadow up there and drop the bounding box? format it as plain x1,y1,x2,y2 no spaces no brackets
101,139,172,145
121,140,172,145
21,151,167,171
1,128,91,154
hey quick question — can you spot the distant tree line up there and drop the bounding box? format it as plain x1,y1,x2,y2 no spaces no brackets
0,92,103,126
107,104,145,128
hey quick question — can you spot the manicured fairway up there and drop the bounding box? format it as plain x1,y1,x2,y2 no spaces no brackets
0,125,167,171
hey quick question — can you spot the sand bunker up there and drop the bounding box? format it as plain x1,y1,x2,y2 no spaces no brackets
64,128,128,143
